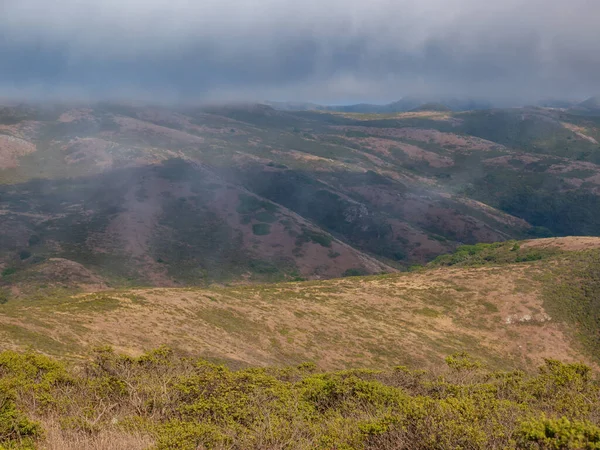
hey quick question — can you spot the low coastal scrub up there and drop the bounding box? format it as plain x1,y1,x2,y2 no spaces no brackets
0,348,599,449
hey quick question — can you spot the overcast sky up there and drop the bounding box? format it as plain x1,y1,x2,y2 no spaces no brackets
1,0,598,105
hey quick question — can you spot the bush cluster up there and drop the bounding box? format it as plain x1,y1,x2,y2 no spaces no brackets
430,241,558,267
0,349,599,449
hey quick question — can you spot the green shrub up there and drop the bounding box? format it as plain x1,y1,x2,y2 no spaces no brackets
527,226,554,238
430,241,558,267
237,194,278,214
254,212,278,223
343,268,368,277
252,223,271,236
155,420,230,450
27,236,40,247
518,416,600,449
1,268,16,277
296,230,333,248
248,259,279,274
0,348,597,450
18,251,31,261
0,393,40,448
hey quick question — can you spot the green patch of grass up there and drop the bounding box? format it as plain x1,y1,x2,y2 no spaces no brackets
428,234,448,242
196,308,262,335
343,268,368,277
482,301,499,313
540,250,600,361
296,229,333,248
236,194,279,214
57,294,122,313
248,259,279,275
1,267,17,277
0,324,68,354
414,307,441,318
254,211,278,223
252,223,271,236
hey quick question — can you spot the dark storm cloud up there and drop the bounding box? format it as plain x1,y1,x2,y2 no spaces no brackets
0,0,599,104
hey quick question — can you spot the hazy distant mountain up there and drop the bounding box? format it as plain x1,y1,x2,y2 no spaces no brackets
578,96,600,109
568,96,600,115
262,101,324,111
266,96,493,113
408,102,453,112
536,98,579,109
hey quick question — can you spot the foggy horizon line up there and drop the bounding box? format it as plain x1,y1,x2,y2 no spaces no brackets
0,94,597,110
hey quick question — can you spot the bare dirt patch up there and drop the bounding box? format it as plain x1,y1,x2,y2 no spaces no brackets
0,120,43,141
335,126,503,151
58,109,96,123
585,173,600,185
352,137,453,167
136,108,246,136
483,154,543,167
0,135,36,168
395,142,454,167
562,122,599,144
108,116,206,145
393,111,463,125
547,160,600,174
61,138,114,168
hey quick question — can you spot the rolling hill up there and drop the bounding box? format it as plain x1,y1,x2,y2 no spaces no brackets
1,237,600,449
1,237,599,370
3,101,600,291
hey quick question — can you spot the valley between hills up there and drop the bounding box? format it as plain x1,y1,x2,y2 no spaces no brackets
1,101,600,449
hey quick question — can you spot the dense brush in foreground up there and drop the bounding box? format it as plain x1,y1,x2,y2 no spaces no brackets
1,348,599,449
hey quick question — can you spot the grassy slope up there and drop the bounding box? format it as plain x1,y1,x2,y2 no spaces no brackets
1,237,599,372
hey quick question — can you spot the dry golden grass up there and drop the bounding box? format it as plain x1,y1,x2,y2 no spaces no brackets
521,236,600,251
0,252,592,371
39,419,154,450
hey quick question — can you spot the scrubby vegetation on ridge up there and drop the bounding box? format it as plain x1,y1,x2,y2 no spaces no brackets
426,241,600,363
1,348,599,449
540,250,600,359
428,241,558,267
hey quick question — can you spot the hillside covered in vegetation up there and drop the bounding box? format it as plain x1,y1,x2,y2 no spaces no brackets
2,101,600,449
1,238,600,449
2,103,600,287
1,348,599,449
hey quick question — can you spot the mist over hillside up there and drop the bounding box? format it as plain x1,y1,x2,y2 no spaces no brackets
2,1,600,448
2,101,600,291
